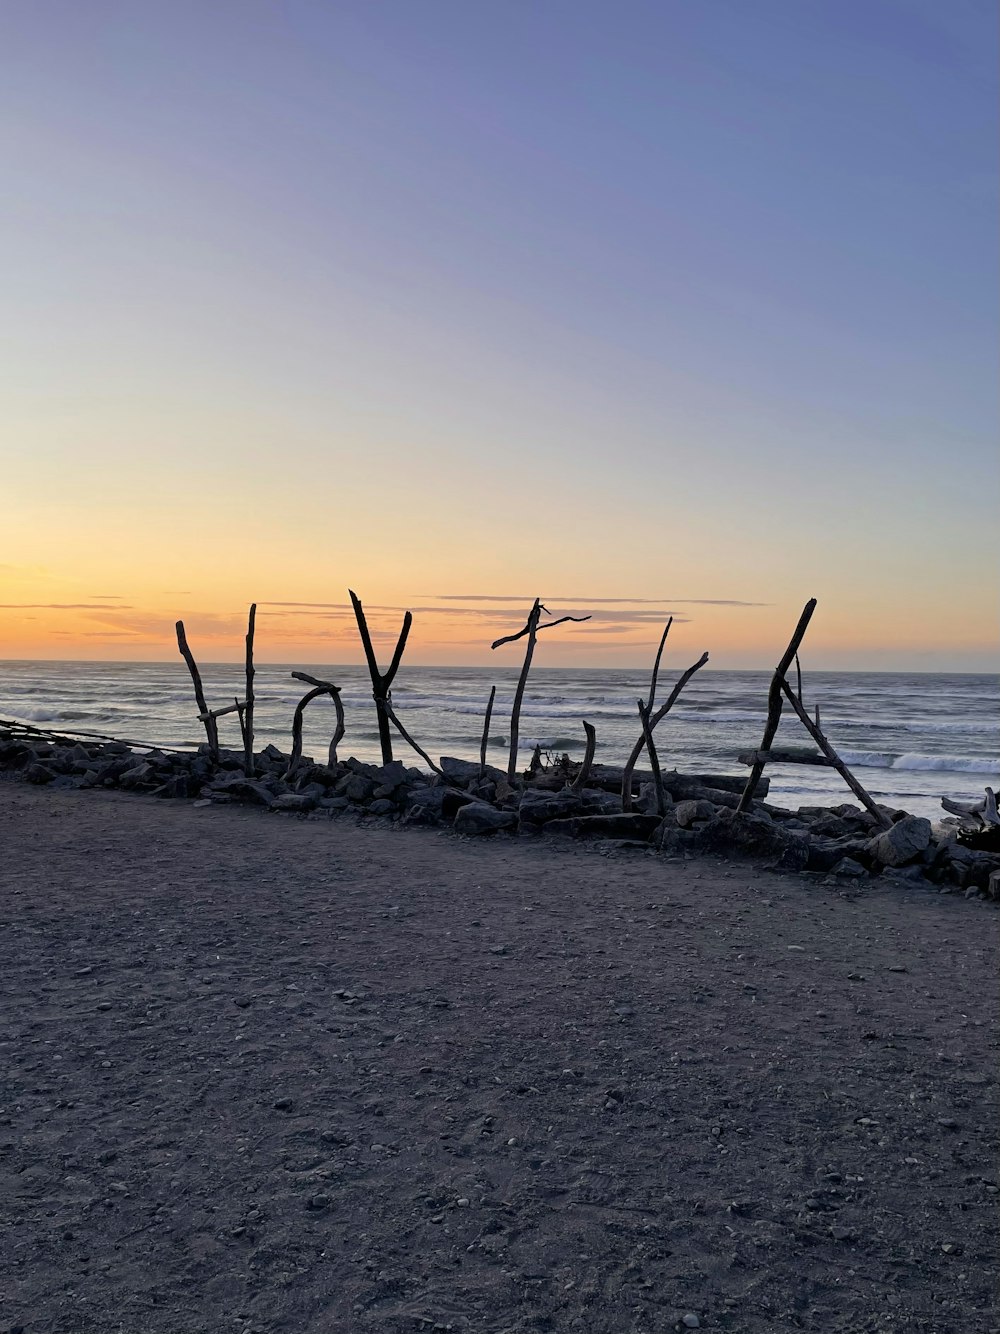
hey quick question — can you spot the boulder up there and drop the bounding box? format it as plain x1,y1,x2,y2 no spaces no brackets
440,756,506,786
336,775,376,803
518,788,583,828
693,809,810,871
830,857,870,878
865,815,932,868
368,798,396,817
545,813,662,841
118,762,155,791
806,836,873,874
453,803,517,836
674,799,716,829
271,792,318,813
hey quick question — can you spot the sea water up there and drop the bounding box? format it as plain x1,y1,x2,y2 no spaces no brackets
1,660,996,821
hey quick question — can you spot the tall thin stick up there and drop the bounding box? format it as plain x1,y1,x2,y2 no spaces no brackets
736,599,817,813
571,720,597,792
479,685,497,778
647,617,673,712
349,589,412,764
382,701,444,776
175,620,219,759
504,599,541,781
622,651,710,810
243,603,256,777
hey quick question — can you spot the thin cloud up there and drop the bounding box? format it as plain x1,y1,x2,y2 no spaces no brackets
86,594,124,600
430,594,767,606
0,602,136,610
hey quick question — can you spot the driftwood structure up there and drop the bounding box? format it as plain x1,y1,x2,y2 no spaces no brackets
349,590,412,765
289,671,345,769
175,620,220,761
491,599,591,782
479,685,497,780
736,600,891,829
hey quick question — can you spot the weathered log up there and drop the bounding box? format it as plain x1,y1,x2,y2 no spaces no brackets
349,589,412,764
479,685,497,779
197,701,246,722
243,604,256,777
289,672,345,767
647,617,673,711
778,679,891,829
621,651,710,811
175,620,219,759
737,747,834,767
736,599,817,813
570,720,597,792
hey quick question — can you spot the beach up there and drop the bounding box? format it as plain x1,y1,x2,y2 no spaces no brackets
1,785,997,1333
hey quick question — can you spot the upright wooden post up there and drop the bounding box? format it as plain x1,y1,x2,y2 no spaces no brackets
349,590,412,765
243,603,256,777
175,620,219,760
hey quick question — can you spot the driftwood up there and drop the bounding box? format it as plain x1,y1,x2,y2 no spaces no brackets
479,685,497,779
736,600,817,813
491,599,591,782
637,701,666,817
349,590,412,764
289,671,345,767
738,747,833,767
942,787,1000,828
242,605,257,777
175,620,219,759
621,650,710,811
570,720,597,792
382,701,444,776
778,679,890,828
197,702,245,723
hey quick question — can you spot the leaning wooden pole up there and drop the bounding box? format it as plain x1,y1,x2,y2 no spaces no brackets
736,598,817,814
622,651,710,810
175,620,219,760
637,701,666,816
505,599,542,781
243,603,257,777
571,720,597,792
479,685,497,778
349,589,412,765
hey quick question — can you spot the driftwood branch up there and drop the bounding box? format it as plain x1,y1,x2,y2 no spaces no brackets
622,651,710,810
571,720,597,792
175,620,219,759
479,685,497,779
289,672,345,767
736,599,817,813
778,679,891,829
243,604,257,777
647,617,673,712
738,747,833,767
490,609,591,650
349,589,413,764
637,701,666,817
942,787,1000,828
382,701,443,776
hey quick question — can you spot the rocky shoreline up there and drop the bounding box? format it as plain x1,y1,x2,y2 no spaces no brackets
3,723,998,900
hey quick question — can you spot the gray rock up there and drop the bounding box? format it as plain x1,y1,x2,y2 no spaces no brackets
545,813,662,841
693,808,810,871
674,799,716,829
368,798,395,816
831,857,869,878
440,755,506,786
271,792,317,813
866,815,932,867
518,788,583,828
118,762,155,790
453,803,518,836
336,775,376,803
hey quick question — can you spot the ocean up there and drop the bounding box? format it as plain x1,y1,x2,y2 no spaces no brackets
1,660,997,821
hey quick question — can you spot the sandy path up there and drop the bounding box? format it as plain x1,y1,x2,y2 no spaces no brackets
0,784,997,1334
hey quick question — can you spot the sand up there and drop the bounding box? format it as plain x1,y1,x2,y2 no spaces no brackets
1,783,997,1334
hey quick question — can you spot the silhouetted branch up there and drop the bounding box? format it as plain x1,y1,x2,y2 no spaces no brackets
349,589,412,764
382,701,443,776
175,620,219,759
479,685,497,779
243,604,257,776
290,671,345,767
570,720,597,792
622,651,710,810
637,701,666,817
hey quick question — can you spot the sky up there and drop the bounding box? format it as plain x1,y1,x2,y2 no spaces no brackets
1,0,997,670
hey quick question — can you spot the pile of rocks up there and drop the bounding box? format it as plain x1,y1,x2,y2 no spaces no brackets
2,727,997,899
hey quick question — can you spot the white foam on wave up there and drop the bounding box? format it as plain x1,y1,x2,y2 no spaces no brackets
837,749,999,775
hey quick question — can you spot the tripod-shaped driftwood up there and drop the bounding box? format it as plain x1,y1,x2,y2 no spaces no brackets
349,590,412,765
736,600,891,829
491,599,592,782
621,618,710,811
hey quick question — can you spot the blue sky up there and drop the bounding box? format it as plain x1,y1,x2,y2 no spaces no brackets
1,1,997,667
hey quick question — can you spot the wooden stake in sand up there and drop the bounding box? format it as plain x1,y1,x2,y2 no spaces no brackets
349,590,412,765
570,720,597,792
491,599,592,782
736,599,891,828
175,620,219,760
243,604,256,777
479,685,497,779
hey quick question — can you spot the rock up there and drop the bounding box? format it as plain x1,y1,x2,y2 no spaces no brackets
681,1317,701,1331
518,788,583,828
336,775,376,803
806,836,872,873
271,792,317,813
454,803,517,836
865,815,933,867
989,869,1000,901
440,756,505,786
367,799,395,816
24,762,56,784
691,808,810,870
118,762,156,790
831,857,869,878
151,774,194,799
674,799,716,829
369,760,410,791
545,813,662,841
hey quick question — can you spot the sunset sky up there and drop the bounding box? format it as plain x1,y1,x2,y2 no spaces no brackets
2,1,997,670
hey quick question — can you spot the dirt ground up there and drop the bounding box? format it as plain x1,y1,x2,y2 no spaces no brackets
0,784,997,1334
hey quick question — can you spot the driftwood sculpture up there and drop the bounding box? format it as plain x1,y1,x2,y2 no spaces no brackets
570,720,597,792
491,599,591,782
288,671,345,769
479,685,497,779
736,600,891,828
349,590,412,765
243,604,257,777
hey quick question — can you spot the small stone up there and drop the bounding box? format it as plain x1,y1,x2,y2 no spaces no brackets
936,1117,959,1130
681,1316,701,1330
455,1197,470,1207
273,1096,294,1111
307,1194,331,1210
